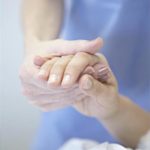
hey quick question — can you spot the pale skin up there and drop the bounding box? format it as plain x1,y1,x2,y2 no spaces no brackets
20,0,150,148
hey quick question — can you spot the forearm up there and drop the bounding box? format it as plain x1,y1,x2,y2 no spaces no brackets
22,0,64,47
100,95,150,148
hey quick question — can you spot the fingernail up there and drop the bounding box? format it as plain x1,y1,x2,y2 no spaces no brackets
93,37,103,43
97,66,111,82
48,74,58,84
98,67,109,75
82,78,93,90
62,74,71,85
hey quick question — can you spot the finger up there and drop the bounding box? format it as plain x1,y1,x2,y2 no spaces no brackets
48,55,73,87
53,38,103,55
33,55,59,66
33,55,113,85
82,64,110,83
94,53,117,86
33,38,103,67
35,38,103,58
61,52,100,87
79,74,104,98
37,57,59,80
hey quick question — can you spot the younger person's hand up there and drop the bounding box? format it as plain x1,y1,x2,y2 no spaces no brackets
32,38,103,66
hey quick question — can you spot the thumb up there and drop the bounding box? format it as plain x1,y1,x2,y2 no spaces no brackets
37,37,103,56
53,38,103,55
45,37,103,56
33,37,103,66
79,74,104,98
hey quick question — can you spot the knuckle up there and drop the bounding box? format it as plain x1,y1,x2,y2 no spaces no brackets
65,64,80,74
43,60,54,68
62,55,73,60
55,63,65,70
51,57,60,62
45,58,60,68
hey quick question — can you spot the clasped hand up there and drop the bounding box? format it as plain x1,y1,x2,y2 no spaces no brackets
19,38,119,120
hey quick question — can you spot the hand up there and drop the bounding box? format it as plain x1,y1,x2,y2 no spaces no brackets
37,52,103,87
31,51,113,112
19,38,103,111
26,38,103,65
73,54,119,120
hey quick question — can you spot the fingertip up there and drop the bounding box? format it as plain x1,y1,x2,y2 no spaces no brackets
36,70,48,82
47,74,62,88
87,37,104,54
96,37,104,48
91,37,104,45
79,74,93,90
95,37,104,44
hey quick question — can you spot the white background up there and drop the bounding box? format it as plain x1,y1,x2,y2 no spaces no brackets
1,0,40,149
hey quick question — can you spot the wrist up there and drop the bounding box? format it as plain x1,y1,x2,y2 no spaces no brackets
24,34,40,47
96,94,123,121
24,35,44,57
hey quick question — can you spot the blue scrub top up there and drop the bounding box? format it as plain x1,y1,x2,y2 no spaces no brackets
32,0,150,150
